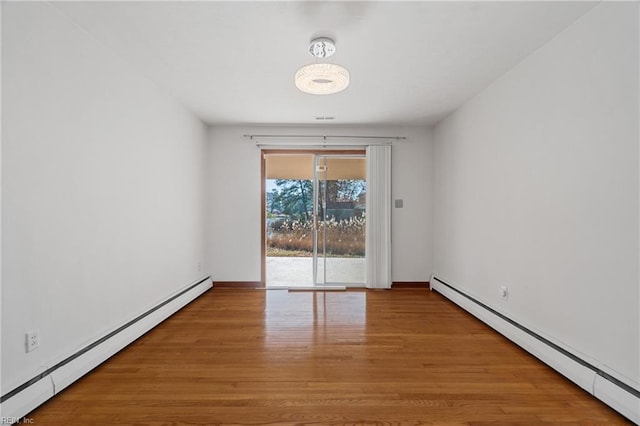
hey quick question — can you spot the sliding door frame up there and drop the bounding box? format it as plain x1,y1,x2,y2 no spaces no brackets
261,149,365,286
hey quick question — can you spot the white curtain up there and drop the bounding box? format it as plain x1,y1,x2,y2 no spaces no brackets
365,145,392,289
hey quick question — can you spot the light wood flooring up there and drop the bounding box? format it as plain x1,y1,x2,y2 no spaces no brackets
28,288,630,425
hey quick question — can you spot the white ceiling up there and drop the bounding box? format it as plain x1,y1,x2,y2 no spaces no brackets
53,1,597,126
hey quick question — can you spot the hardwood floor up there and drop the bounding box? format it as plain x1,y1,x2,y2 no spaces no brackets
28,288,629,425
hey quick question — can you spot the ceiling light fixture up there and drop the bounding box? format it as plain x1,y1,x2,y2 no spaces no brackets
295,37,350,95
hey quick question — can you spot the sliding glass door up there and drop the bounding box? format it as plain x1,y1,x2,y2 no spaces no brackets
264,152,365,288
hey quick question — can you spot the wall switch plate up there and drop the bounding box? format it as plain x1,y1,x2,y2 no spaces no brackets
26,329,40,352
499,286,509,301
395,199,404,208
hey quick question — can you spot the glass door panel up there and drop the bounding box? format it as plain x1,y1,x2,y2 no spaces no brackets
314,155,366,286
265,154,315,287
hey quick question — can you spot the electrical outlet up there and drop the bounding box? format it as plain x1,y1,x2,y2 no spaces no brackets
499,286,509,301
197,262,202,273
26,329,40,353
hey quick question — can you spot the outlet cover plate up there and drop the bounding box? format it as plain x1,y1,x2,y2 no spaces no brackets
26,329,40,352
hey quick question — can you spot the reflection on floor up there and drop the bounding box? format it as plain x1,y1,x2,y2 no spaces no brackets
266,256,365,287
264,290,367,348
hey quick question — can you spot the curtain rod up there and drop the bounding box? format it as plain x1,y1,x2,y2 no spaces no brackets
243,134,406,140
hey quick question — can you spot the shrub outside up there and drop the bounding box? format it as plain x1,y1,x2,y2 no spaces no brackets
267,216,365,257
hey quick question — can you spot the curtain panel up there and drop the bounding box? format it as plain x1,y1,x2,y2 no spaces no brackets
365,145,392,289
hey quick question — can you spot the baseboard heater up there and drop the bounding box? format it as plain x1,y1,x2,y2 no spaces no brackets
430,276,639,424
0,276,212,422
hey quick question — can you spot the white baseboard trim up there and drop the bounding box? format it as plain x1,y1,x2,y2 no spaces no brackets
594,373,640,423
430,276,639,424
0,276,212,422
0,375,54,423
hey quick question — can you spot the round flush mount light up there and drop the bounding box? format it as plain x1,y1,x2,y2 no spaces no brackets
295,63,350,95
295,37,350,95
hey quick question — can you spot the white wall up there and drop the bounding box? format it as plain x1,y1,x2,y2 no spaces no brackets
1,2,206,394
206,125,432,283
433,1,639,390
